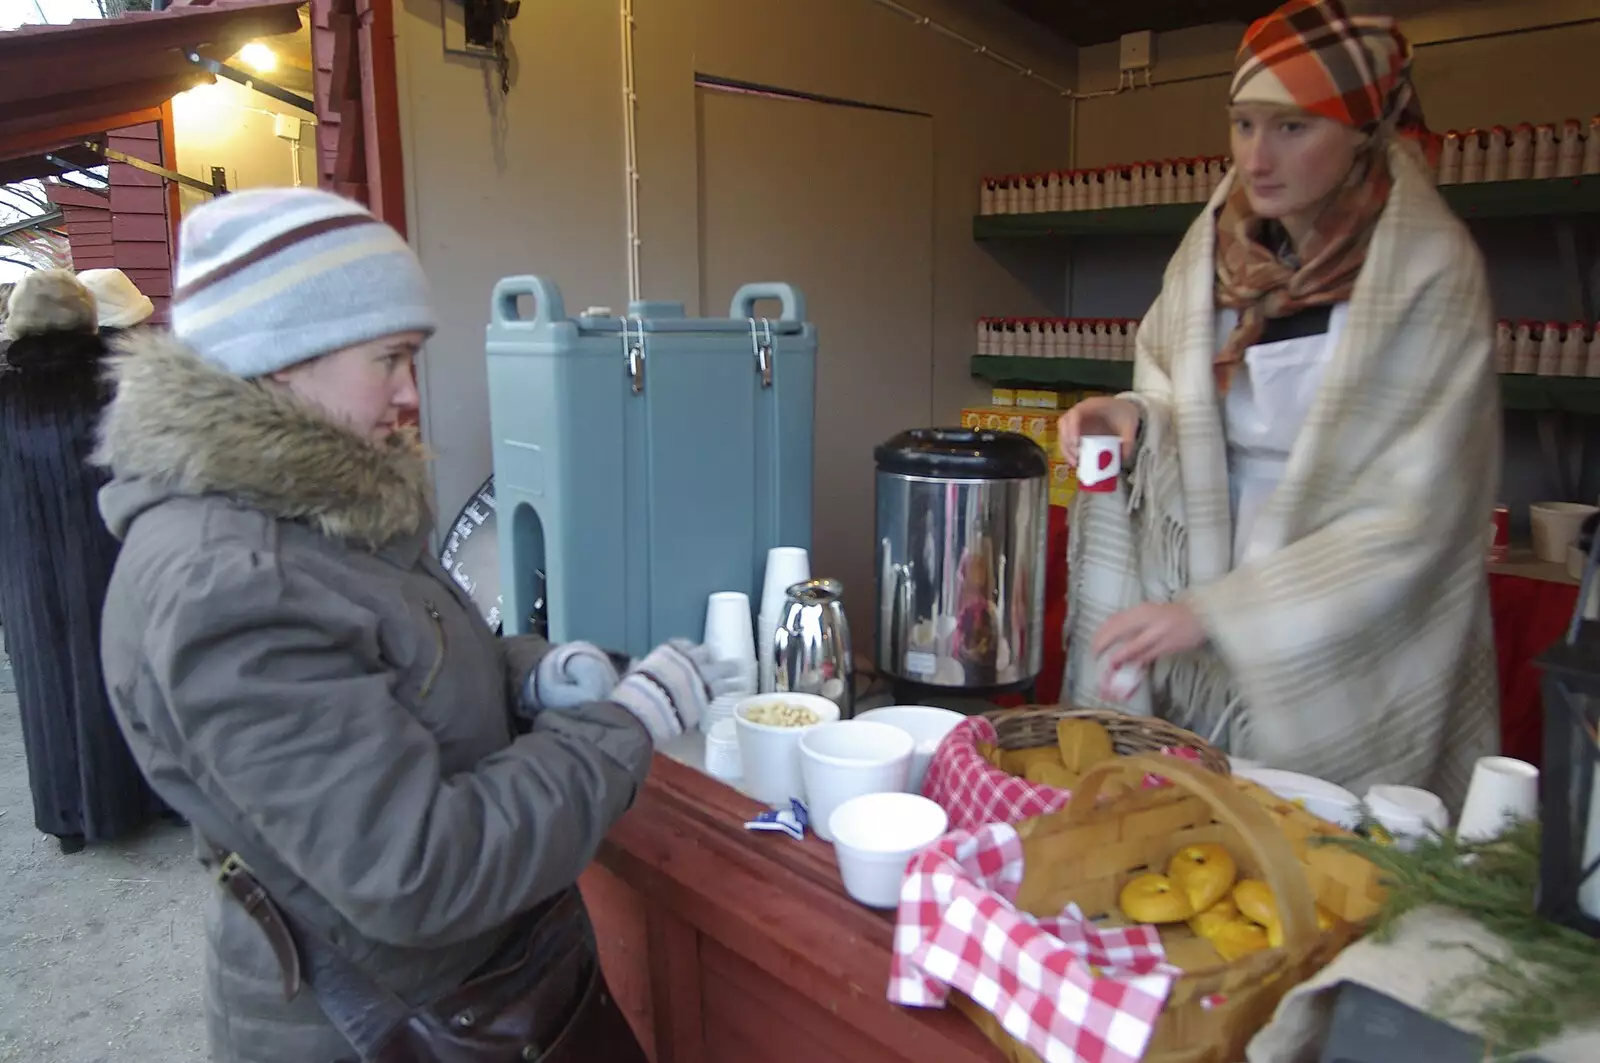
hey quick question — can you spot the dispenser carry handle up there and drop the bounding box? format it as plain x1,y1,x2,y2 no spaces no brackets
729,283,806,323
491,275,567,330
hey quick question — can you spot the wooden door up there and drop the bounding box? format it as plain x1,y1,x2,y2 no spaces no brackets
696,85,935,655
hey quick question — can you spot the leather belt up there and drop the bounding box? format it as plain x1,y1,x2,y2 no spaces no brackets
209,849,304,1001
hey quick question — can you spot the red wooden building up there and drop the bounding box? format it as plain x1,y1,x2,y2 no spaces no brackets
0,0,405,304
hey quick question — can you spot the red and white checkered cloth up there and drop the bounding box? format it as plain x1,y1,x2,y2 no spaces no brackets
920,716,1205,833
889,823,1179,1063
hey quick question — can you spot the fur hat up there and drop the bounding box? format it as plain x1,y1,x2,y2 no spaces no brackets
3,270,98,341
79,268,155,329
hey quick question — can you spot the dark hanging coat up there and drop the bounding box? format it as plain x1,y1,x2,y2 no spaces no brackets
0,325,165,842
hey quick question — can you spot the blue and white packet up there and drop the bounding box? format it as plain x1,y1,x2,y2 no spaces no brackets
744,798,809,840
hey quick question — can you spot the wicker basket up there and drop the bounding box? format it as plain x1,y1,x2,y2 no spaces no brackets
922,705,1233,834
985,705,1231,776
953,754,1386,1063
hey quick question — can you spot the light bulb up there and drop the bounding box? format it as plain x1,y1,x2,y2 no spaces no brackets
238,42,277,73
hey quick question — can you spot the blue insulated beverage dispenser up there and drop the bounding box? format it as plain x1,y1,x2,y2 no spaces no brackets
485,276,816,659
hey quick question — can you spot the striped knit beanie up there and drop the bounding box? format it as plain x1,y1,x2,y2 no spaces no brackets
172,188,436,378
1231,0,1422,134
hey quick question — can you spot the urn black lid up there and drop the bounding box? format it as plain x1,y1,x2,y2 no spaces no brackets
873,427,1048,480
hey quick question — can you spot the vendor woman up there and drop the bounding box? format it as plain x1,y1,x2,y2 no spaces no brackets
1058,0,1499,812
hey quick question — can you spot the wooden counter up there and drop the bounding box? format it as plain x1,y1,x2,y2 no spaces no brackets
578,755,1004,1063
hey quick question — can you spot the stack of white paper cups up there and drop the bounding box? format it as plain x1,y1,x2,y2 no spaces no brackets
757,547,811,692
703,591,758,696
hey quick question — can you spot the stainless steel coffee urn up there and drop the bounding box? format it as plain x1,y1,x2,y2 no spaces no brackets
873,428,1049,697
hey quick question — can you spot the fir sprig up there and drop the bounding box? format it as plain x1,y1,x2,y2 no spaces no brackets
1321,820,1600,1056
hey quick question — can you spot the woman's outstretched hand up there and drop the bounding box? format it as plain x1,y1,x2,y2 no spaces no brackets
1057,396,1140,468
1092,602,1206,671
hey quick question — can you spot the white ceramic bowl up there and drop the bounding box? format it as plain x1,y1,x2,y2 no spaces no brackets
828,792,949,909
799,721,914,842
1235,767,1362,830
732,692,841,807
852,705,966,794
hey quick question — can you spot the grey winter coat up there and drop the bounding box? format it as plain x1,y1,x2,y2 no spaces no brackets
95,331,653,1063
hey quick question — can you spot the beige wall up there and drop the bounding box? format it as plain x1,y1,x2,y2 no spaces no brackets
171,79,318,215
393,0,1076,521
1071,0,1600,168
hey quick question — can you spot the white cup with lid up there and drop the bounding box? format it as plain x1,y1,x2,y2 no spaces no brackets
1364,784,1449,847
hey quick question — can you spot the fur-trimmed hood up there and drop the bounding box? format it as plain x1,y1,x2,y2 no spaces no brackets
94,329,432,550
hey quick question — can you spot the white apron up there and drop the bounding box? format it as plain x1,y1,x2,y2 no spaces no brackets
1219,304,1346,566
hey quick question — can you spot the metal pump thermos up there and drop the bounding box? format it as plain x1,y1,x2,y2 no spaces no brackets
771,577,855,718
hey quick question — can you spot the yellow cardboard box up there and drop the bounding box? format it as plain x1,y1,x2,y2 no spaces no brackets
1049,459,1077,509
986,408,1024,433
1017,389,1081,410
990,388,1017,407
1019,410,1059,452
961,407,1024,433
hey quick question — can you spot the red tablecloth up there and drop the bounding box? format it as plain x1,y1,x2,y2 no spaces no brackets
1489,572,1576,767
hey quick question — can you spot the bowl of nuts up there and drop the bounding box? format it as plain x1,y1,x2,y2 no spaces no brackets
733,693,841,807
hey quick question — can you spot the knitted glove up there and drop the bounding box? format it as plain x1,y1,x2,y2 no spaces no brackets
523,641,621,712
609,640,742,744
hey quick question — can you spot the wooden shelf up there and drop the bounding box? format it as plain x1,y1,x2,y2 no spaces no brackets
972,357,1600,414
972,356,1133,390
1490,546,1578,586
972,174,1600,241
1500,374,1600,414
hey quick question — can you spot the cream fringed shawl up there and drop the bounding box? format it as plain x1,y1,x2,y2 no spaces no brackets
1064,140,1501,813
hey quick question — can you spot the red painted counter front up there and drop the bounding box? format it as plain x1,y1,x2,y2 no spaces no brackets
579,756,1004,1063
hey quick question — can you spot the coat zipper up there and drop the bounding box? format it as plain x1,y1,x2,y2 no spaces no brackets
420,601,447,699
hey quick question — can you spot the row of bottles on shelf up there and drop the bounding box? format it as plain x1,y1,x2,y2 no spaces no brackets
978,114,1600,217
1496,320,1600,377
978,317,1140,361
1430,117,1600,185
980,316,1600,376
979,159,1229,215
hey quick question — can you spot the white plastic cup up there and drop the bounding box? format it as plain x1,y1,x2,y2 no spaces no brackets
733,693,840,807
704,719,742,781
1530,502,1598,564
760,547,811,622
700,694,742,735
828,792,950,909
757,611,779,693
1078,434,1121,493
799,721,914,843
852,705,966,794
703,591,757,669
1456,756,1539,843
723,660,758,698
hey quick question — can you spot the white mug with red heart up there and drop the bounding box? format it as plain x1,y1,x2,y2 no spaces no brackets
1077,435,1122,492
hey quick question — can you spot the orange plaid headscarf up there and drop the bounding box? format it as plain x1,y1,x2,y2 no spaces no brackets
1212,0,1417,395
1231,0,1422,133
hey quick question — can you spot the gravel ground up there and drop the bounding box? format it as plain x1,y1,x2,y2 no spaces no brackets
0,657,208,1063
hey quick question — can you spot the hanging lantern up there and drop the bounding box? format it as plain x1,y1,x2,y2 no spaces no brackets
1534,512,1600,937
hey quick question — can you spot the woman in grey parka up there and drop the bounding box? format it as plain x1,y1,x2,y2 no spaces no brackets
95,188,733,1063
